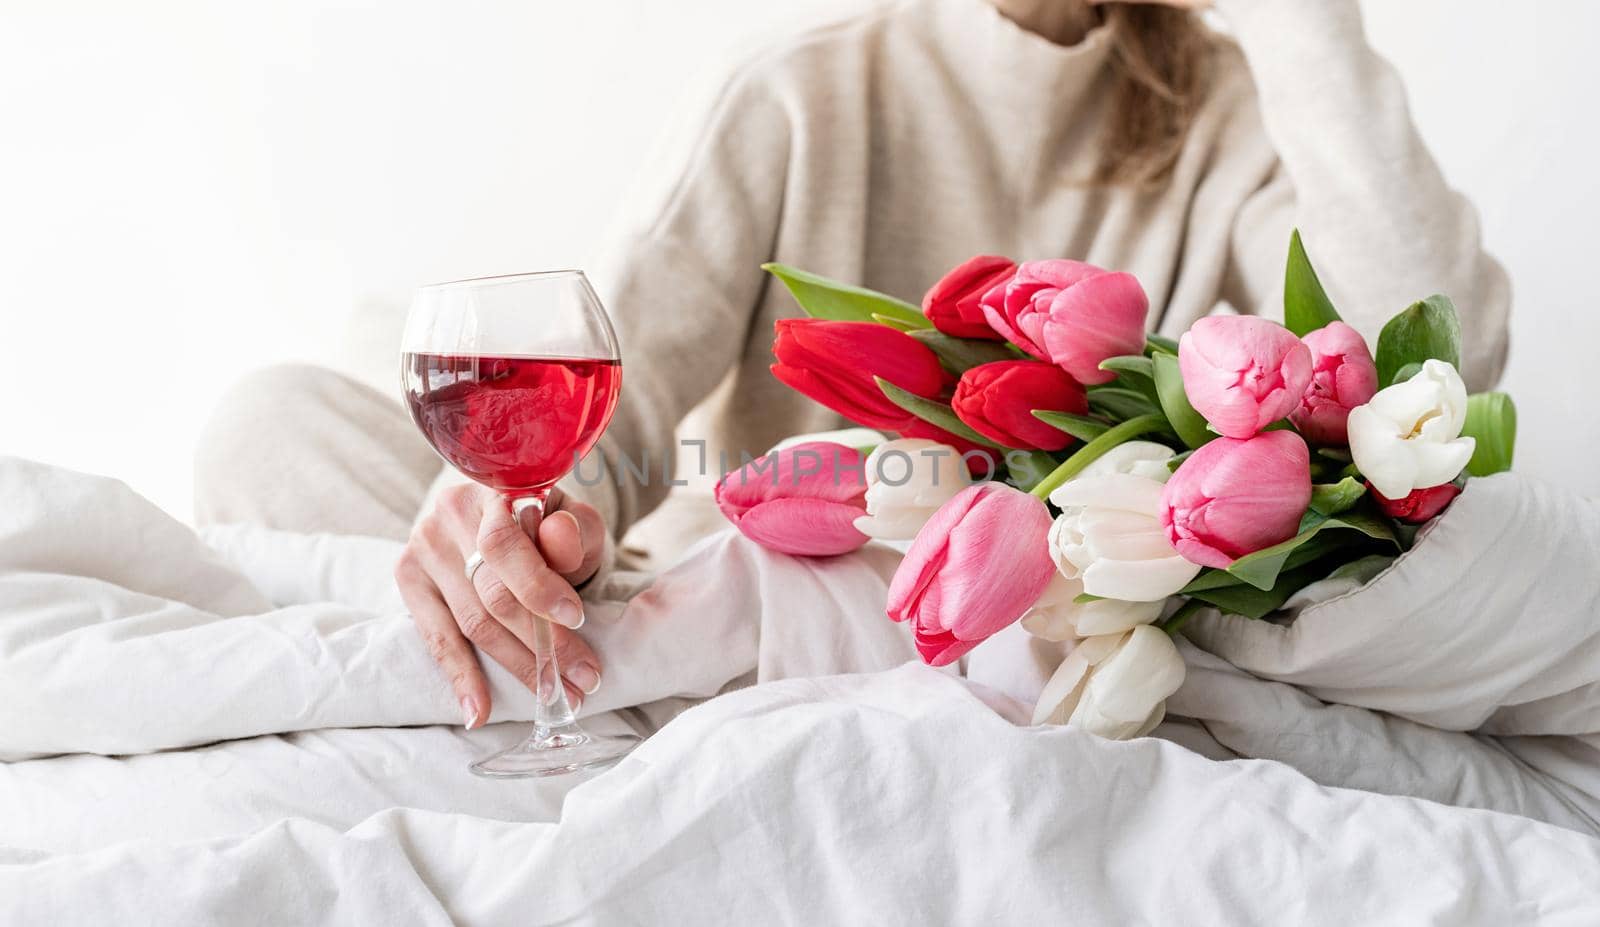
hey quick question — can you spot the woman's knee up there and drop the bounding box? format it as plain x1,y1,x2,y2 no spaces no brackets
193,364,366,504
192,363,436,531
196,364,356,454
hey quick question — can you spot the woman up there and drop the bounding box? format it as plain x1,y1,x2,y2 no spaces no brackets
195,0,1510,726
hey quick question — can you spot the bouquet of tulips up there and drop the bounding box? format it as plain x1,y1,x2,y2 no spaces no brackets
714,230,1517,739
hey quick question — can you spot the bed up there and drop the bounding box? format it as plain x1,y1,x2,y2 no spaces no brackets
3,455,1599,924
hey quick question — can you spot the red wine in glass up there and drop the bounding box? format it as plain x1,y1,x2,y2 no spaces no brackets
403,353,621,500
401,269,638,779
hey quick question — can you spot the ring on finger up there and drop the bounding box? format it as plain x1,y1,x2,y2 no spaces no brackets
464,550,486,583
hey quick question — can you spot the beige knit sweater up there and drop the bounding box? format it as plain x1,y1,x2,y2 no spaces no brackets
577,0,1511,548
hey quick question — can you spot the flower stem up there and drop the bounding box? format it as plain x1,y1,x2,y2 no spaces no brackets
1159,599,1207,636
1029,413,1168,501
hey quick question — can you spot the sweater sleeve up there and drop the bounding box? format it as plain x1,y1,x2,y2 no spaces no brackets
1214,0,1511,391
558,64,792,542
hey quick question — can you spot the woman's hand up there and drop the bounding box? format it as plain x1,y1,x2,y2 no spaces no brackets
395,482,608,728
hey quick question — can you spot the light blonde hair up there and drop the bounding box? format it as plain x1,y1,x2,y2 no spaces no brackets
1095,5,1211,186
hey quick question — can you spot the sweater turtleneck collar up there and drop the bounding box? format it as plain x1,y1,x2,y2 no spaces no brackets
922,0,1116,116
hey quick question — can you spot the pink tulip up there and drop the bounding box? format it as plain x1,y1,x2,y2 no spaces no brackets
1289,321,1379,446
887,482,1057,666
922,255,1015,340
978,259,1148,385
715,441,870,556
1178,316,1313,439
1370,481,1461,524
1160,430,1312,569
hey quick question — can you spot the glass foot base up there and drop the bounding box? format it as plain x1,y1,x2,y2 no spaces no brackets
469,723,641,779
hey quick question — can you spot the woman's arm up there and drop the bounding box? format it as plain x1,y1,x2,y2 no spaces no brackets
1213,0,1511,390
570,66,794,540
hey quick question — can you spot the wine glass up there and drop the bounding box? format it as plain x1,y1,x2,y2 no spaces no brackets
400,270,640,778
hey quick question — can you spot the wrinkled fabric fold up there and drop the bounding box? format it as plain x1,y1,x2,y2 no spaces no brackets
5,666,1600,925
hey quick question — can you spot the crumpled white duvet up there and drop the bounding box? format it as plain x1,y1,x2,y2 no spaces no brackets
2,456,1599,925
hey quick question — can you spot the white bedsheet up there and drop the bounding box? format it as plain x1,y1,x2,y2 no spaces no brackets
3,456,1600,924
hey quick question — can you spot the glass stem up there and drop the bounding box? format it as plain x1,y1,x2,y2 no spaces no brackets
509,492,581,739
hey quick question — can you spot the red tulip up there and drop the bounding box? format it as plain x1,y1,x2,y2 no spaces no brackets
1159,430,1313,569
887,482,1057,666
922,255,1015,340
951,360,1087,451
1369,481,1461,524
771,320,946,430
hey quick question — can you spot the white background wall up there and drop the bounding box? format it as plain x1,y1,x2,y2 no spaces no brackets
2,0,1596,520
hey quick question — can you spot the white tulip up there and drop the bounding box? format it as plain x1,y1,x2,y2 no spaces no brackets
1046,441,1201,602
1021,572,1164,641
1076,439,1179,483
1347,360,1476,499
851,438,969,540
1032,625,1186,740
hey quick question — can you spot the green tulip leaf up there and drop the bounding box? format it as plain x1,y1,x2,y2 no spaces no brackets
1375,295,1462,387
1390,362,1423,385
1462,391,1517,476
1032,410,1110,442
763,263,930,329
1283,229,1343,336
1005,450,1061,493
1179,528,1360,596
1180,568,1246,594
1309,477,1366,516
1158,599,1211,635
1323,553,1400,584
908,329,1016,376
1099,354,1155,380
1185,558,1343,620
1144,333,1180,356
1191,550,1399,620
1151,352,1213,450
1101,354,1161,405
872,313,923,333
1088,387,1161,421
874,377,1005,450
1224,510,1397,592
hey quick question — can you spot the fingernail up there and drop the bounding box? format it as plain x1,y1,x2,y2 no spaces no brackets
460,696,481,730
567,662,601,695
550,598,584,629
538,674,558,705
